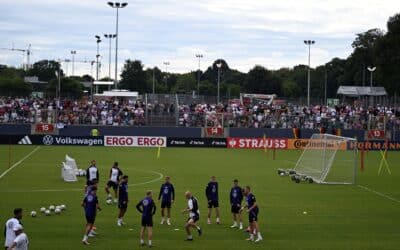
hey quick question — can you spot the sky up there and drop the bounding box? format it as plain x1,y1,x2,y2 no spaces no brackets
0,0,399,79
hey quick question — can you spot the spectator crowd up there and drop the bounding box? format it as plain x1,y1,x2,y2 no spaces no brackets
1,97,400,131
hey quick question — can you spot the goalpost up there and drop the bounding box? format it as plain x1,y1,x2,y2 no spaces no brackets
293,134,358,184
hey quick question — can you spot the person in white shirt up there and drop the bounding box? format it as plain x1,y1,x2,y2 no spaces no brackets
182,191,202,241
4,208,23,250
7,224,28,250
105,162,123,203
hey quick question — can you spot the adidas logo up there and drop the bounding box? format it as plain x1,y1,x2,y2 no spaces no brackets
18,136,32,145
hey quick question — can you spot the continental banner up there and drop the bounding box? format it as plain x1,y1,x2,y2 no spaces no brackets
288,139,347,150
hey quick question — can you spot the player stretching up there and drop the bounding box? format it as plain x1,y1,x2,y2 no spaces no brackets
136,191,157,247
105,162,123,203
182,191,202,241
158,176,175,225
117,175,129,226
82,186,101,245
86,160,99,192
205,176,220,224
241,186,262,242
230,179,243,229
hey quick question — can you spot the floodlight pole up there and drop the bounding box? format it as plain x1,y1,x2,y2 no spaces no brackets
216,61,222,104
367,66,376,87
196,54,203,96
163,61,170,88
108,2,128,89
304,40,315,106
70,50,76,76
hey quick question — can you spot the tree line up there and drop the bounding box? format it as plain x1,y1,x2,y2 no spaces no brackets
1,13,399,99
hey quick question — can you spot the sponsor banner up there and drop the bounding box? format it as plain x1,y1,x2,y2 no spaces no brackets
227,138,288,149
38,135,103,146
347,141,400,151
167,138,227,148
104,136,166,147
288,139,347,150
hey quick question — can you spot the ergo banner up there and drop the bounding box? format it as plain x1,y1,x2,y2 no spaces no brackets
104,136,166,147
227,137,288,149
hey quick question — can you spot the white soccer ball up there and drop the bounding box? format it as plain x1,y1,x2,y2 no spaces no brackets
279,172,285,176
60,204,66,210
45,210,51,216
40,207,46,213
49,205,55,211
30,211,37,217
55,208,61,214
106,199,112,205
55,206,61,211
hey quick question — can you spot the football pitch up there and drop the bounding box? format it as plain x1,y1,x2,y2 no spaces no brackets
0,145,399,250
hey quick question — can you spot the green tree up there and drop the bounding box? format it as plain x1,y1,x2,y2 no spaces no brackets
0,76,32,96
174,72,197,93
47,77,84,98
27,60,63,82
244,65,282,95
119,60,147,92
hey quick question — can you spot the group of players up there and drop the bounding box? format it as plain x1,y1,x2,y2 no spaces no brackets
82,160,263,247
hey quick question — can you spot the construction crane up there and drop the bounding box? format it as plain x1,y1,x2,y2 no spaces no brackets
0,44,31,70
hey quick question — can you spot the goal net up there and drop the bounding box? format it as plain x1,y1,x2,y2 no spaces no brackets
293,134,357,184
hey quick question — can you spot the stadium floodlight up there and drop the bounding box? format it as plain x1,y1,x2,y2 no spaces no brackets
293,134,357,185
195,54,203,96
107,1,128,89
70,50,76,76
163,61,170,87
104,34,117,82
216,61,222,104
304,40,315,107
367,66,376,87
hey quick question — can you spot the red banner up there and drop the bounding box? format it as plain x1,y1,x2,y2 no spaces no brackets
35,123,55,133
368,130,385,139
227,138,288,149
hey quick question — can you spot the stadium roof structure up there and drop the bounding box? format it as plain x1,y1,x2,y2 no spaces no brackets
94,89,139,98
337,86,387,97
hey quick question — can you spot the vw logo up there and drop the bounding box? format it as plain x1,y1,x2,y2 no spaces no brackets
42,135,54,145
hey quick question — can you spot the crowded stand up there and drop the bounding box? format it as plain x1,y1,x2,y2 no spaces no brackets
0,97,399,130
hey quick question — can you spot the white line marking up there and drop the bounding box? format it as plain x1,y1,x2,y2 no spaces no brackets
0,169,163,193
0,146,41,180
358,185,400,204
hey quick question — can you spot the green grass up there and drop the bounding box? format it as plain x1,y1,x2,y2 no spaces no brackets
0,146,399,250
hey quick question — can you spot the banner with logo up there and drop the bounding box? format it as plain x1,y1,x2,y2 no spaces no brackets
287,139,347,150
227,138,288,149
0,135,104,146
104,136,166,147
347,141,400,151
167,138,227,148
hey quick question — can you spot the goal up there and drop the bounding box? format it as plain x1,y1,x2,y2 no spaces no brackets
293,134,357,184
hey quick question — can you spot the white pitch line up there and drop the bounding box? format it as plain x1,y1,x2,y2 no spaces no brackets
358,185,400,204
0,169,163,193
0,146,41,180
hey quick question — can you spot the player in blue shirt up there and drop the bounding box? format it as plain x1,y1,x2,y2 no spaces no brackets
230,179,244,229
136,190,156,247
81,186,101,245
158,176,175,225
241,186,263,242
205,176,220,224
117,175,129,226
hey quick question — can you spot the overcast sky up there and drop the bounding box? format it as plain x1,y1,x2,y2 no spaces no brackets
0,0,399,78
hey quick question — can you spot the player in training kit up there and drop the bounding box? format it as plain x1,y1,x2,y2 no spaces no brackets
6,224,28,250
158,176,175,225
136,191,156,247
117,175,129,226
182,191,202,241
205,176,220,224
4,208,23,250
241,186,263,242
230,179,244,229
82,186,101,245
105,162,123,203
86,160,99,191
